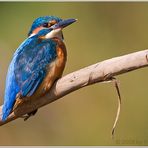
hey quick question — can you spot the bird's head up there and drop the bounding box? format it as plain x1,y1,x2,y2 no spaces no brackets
32,17,77,40
28,16,62,37
28,16,77,39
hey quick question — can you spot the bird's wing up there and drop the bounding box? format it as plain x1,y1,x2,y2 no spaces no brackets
14,37,57,97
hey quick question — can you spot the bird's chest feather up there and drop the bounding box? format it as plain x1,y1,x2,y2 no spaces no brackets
34,38,67,97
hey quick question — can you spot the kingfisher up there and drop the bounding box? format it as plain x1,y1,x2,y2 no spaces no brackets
2,16,77,121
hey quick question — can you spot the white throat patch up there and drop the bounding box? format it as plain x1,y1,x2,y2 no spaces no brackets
45,28,63,40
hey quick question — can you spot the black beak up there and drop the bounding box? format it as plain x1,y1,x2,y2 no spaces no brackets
51,18,77,30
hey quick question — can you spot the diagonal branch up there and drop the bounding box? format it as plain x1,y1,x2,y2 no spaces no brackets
0,49,148,128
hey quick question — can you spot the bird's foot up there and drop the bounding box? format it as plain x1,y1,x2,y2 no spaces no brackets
21,114,31,121
21,109,38,121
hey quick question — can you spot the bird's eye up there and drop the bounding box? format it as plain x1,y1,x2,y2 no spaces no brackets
42,20,57,28
42,23,49,27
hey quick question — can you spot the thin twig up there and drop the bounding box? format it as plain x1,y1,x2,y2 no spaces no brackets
111,77,121,137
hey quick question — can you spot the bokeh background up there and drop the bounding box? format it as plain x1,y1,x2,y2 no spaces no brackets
0,2,148,146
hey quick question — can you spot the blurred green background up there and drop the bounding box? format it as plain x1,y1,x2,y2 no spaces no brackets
0,2,148,146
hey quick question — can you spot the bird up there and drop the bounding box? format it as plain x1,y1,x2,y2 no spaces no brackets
1,16,77,121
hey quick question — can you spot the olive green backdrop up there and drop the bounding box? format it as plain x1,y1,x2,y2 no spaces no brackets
0,2,148,146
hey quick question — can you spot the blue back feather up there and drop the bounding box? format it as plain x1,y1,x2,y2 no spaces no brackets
2,29,57,121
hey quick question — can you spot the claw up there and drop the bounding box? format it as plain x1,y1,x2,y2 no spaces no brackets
21,114,31,121
21,109,38,121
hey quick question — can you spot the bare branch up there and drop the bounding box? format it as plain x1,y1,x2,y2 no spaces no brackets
0,49,148,126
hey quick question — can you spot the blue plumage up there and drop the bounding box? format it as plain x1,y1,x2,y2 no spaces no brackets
2,16,76,121
15,31,57,97
2,29,57,121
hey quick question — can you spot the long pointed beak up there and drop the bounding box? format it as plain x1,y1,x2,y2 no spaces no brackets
51,18,77,30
